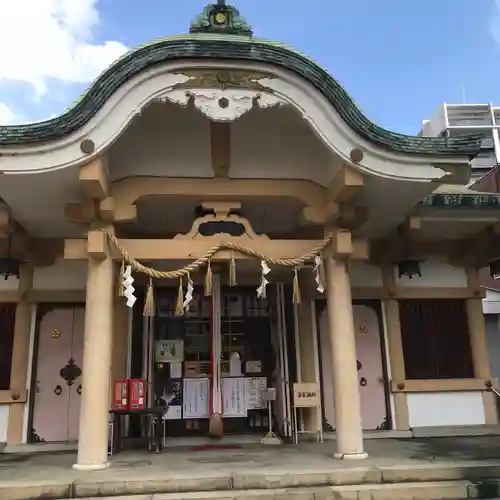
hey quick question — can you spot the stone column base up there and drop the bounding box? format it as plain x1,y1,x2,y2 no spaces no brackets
73,461,110,471
333,452,369,460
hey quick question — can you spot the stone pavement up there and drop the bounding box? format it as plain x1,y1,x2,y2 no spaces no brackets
2,436,500,499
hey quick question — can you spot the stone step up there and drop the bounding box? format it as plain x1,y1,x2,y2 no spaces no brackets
4,463,500,500
53,481,500,500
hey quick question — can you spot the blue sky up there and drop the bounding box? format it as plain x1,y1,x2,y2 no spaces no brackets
1,0,500,134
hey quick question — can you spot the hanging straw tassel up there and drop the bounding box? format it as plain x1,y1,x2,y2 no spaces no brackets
228,253,237,287
118,260,125,297
292,267,301,304
175,277,184,316
205,260,213,296
143,278,155,317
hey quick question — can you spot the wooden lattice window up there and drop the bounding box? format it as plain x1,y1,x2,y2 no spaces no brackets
0,304,16,390
399,299,474,380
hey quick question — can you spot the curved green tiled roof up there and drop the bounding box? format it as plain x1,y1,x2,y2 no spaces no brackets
0,3,483,157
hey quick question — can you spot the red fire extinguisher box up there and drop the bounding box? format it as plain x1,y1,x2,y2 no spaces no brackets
129,379,147,410
112,379,129,410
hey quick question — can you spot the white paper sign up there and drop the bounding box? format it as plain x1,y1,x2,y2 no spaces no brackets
164,405,182,420
222,377,247,418
155,340,184,362
246,377,268,410
183,378,210,419
169,361,182,379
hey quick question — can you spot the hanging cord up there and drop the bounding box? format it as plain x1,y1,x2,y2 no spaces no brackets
100,230,336,279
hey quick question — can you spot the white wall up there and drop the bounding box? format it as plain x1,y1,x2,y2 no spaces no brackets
483,289,500,315
394,259,467,288
0,260,88,292
407,392,485,427
0,275,21,291
0,405,8,442
34,260,87,290
349,262,383,287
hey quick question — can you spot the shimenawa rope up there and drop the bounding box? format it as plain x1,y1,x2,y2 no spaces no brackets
100,230,334,279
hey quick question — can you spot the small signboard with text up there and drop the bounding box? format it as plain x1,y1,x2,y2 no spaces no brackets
293,382,320,408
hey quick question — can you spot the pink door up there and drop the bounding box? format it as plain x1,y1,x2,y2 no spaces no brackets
353,305,387,430
67,308,85,441
32,307,85,442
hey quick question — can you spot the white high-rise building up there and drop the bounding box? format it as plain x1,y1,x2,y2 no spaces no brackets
421,104,499,182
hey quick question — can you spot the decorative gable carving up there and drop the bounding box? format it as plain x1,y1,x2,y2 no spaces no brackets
159,87,285,122
173,202,269,241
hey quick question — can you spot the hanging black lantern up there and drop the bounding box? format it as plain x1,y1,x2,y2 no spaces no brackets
0,256,21,280
0,235,22,280
397,259,422,279
490,259,500,280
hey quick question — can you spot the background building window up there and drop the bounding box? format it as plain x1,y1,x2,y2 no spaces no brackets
399,299,474,379
0,304,16,390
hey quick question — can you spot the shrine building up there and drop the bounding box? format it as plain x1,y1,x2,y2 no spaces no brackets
1,2,500,470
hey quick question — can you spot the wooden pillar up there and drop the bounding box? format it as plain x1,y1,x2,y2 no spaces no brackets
381,266,409,430
466,268,497,424
74,239,114,470
297,297,319,432
325,255,367,459
7,264,34,444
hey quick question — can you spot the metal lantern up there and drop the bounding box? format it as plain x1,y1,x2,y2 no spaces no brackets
490,259,500,280
0,235,22,280
397,259,422,279
0,256,21,280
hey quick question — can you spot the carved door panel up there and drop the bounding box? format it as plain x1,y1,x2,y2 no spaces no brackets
32,309,74,442
353,305,387,430
67,308,85,441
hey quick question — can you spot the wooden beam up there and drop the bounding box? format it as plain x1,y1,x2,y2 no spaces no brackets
327,166,364,203
65,235,369,261
87,230,107,261
202,201,241,216
108,178,327,223
371,216,422,263
210,122,231,178
338,204,368,229
79,158,109,199
300,202,338,226
27,290,86,303
391,378,492,393
452,222,500,268
0,211,12,234
330,229,352,256
401,215,421,232
0,389,28,404
64,200,97,225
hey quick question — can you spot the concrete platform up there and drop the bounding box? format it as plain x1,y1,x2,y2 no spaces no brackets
3,436,500,499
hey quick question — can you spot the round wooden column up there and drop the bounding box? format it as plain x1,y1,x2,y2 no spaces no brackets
325,255,367,459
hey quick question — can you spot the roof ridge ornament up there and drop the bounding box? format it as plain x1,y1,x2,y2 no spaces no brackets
190,2,253,37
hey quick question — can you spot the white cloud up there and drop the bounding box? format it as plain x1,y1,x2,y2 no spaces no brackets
0,0,128,96
491,0,500,46
0,103,16,125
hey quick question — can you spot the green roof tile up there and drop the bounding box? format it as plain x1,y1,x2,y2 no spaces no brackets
421,185,500,207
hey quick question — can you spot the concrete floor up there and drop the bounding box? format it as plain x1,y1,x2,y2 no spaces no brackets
2,436,500,499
